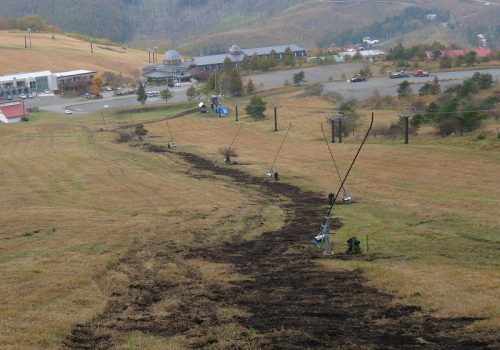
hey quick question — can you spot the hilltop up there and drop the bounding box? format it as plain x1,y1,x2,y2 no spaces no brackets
0,31,147,78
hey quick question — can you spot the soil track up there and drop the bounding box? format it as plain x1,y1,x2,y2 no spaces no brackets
64,151,496,349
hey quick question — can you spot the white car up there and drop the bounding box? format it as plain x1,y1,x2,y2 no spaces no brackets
175,82,181,87
44,89,51,94
65,110,73,115
19,94,27,99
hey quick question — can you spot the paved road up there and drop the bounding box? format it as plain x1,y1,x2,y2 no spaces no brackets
32,65,499,115
248,65,500,100
31,84,192,115
321,68,500,100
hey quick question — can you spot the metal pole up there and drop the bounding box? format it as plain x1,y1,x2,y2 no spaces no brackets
90,41,93,54
28,29,31,48
148,51,151,63
24,36,27,48
274,107,278,131
235,105,238,121
404,116,409,144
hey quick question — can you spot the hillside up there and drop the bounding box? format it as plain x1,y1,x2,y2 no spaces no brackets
0,0,498,53
0,31,147,78
0,89,498,348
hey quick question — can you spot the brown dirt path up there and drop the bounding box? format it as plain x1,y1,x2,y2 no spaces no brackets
63,151,496,349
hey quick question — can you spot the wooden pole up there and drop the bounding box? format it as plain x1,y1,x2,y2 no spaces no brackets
338,119,343,143
24,36,27,48
235,105,238,121
404,116,409,144
90,41,93,53
274,107,278,131
331,118,335,143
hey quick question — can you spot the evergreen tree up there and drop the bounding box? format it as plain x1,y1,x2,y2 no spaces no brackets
135,124,148,141
228,70,243,97
283,47,295,66
397,80,411,97
136,83,147,104
245,96,267,119
293,71,306,86
246,79,255,94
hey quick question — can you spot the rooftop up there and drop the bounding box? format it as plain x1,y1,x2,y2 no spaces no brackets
54,70,97,78
0,70,53,82
0,101,27,118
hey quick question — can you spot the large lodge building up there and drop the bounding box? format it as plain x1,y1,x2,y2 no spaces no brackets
141,44,308,82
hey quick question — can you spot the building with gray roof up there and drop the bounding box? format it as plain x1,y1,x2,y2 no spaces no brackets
141,44,307,81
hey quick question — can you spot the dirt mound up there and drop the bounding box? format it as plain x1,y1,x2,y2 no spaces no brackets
63,152,497,349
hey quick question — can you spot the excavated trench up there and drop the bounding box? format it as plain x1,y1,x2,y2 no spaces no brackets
64,151,495,349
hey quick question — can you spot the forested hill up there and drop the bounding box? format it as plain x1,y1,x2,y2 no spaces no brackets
0,0,498,53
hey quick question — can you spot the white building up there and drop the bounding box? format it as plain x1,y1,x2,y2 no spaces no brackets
0,69,97,98
339,49,386,61
0,71,57,99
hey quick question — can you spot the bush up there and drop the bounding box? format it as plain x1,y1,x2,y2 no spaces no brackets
438,118,458,136
476,133,486,140
116,132,132,143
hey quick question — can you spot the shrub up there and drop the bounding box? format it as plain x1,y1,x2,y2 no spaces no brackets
116,132,132,143
438,118,458,136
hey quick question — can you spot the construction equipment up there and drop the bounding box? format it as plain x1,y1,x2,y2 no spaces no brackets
313,113,374,255
222,122,243,164
266,123,292,181
165,117,176,149
321,123,351,204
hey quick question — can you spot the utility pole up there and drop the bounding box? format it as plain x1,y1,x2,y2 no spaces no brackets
235,105,239,121
269,101,279,131
28,28,32,48
401,106,415,144
24,36,27,48
90,40,93,53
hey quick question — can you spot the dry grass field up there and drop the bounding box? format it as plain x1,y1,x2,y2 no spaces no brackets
0,86,499,348
0,31,147,78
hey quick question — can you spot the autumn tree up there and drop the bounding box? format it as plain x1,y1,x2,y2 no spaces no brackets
90,75,103,95
186,86,199,100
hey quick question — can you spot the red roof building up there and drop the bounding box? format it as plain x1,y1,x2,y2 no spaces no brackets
0,101,28,123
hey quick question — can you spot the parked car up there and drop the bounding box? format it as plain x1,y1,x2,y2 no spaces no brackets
390,71,409,79
414,70,431,77
175,82,181,87
6,95,13,100
44,89,51,94
28,93,36,98
19,94,27,99
65,110,73,115
347,75,367,83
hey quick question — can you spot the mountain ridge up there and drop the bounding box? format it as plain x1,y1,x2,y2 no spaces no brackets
0,0,498,53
